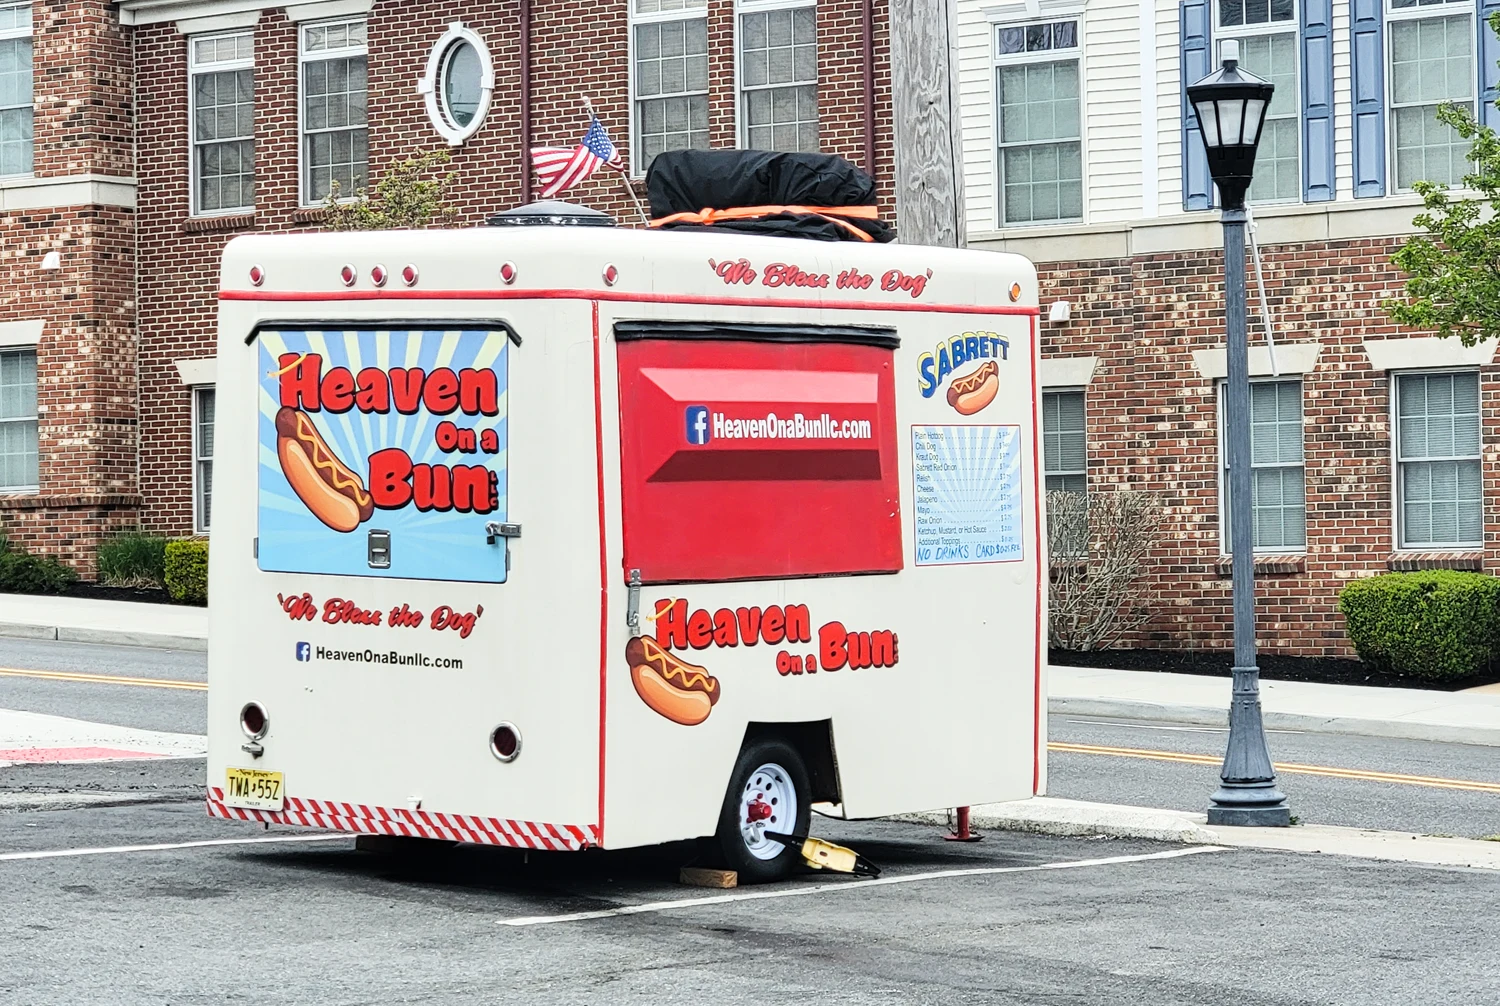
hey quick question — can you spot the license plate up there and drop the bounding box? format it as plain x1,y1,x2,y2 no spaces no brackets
224,768,284,811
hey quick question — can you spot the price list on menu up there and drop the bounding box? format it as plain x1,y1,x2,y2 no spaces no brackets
911,425,1024,566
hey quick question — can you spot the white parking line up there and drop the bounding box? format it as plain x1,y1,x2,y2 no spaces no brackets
0,834,349,862
497,845,1229,927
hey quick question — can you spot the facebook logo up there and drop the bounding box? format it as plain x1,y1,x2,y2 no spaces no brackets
295,642,311,662
685,405,711,445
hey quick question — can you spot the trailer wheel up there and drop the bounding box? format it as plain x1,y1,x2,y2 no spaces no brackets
715,737,811,883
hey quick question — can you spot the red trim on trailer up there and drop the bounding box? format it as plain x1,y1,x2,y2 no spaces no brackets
219,287,1042,317
594,301,609,846
1030,314,1044,796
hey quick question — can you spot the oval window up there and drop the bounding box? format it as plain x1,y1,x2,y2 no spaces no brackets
421,23,493,145
441,40,481,128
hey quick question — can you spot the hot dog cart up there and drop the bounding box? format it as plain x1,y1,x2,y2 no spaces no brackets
207,196,1046,881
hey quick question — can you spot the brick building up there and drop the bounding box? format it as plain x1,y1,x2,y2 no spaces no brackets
0,0,892,573
958,0,1500,656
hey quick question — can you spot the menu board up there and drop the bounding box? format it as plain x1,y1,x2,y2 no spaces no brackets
911,425,1024,566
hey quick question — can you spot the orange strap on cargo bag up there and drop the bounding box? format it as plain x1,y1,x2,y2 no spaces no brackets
648,204,879,242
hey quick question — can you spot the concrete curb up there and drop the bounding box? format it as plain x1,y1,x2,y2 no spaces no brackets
0,622,207,652
1050,696,1500,749
894,798,1218,845
892,797,1500,870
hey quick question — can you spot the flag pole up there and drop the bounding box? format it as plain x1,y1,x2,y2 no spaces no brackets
580,94,651,228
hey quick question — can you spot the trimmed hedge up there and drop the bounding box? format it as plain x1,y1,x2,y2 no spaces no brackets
98,532,169,588
0,547,78,595
1339,571,1500,682
165,539,209,605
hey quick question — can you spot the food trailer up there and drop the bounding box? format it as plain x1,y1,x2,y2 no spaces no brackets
206,201,1046,881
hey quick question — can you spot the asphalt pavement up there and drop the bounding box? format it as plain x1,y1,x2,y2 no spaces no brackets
4,639,1500,1002
2,803,1498,1005
1050,715,1500,839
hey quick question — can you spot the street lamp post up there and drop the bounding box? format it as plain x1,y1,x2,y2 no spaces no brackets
1186,40,1291,827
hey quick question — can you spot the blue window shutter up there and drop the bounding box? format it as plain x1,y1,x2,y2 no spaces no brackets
1181,0,1213,210
1482,0,1500,129
1350,0,1386,197
1301,0,1335,200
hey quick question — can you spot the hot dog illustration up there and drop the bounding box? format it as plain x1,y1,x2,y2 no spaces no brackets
275,406,375,532
626,635,721,726
946,360,999,416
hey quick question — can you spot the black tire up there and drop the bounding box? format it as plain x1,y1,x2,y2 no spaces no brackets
714,736,811,884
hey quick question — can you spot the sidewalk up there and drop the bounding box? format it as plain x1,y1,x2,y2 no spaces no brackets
902,797,1500,871
1051,664,1500,747
0,594,206,651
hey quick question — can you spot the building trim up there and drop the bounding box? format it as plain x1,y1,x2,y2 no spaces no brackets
175,358,217,385
1191,342,1323,381
0,320,43,348
0,174,137,211
1363,336,1498,371
968,192,1431,262
176,10,261,33
1039,355,1097,387
117,0,270,27
285,0,374,23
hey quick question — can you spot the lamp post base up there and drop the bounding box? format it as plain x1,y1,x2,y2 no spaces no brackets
1206,787,1291,828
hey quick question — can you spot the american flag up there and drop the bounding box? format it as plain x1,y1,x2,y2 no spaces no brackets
531,117,626,198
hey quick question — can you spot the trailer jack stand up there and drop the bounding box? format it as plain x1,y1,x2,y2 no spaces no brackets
944,806,982,842
790,834,881,878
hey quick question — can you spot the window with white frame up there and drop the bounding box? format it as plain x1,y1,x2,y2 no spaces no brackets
1218,0,1299,203
1043,390,1086,494
300,19,367,204
0,1,32,177
0,347,38,491
1388,0,1475,191
994,20,1082,226
739,2,818,152
1395,370,1481,547
189,33,254,215
1221,379,1305,551
194,386,215,532
632,0,709,170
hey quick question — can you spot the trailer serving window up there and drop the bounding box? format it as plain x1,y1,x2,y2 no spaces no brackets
615,322,901,583
255,325,511,583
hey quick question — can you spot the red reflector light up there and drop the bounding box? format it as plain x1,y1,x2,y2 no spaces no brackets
401,264,419,286
248,265,264,286
603,264,618,286
240,702,268,740
340,265,356,287
489,723,521,762
499,262,516,284
371,264,388,287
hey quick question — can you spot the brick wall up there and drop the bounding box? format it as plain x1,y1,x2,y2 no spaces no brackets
1037,236,1480,657
0,1,136,577
134,0,895,540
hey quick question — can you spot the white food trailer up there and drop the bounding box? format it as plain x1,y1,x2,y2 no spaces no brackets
207,204,1046,881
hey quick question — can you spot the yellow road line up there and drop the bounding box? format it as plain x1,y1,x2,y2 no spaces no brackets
1050,741,1500,795
0,667,206,692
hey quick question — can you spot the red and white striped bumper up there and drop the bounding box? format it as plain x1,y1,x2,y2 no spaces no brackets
206,787,599,851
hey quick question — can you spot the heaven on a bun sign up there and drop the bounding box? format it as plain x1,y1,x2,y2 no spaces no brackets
256,327,509,583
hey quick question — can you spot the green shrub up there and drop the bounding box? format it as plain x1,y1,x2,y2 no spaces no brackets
164,539,209,605
97,532,169,588
0,549,78,595
1339,571,1500,682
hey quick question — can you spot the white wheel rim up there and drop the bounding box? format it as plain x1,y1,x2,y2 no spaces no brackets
739,761,797,861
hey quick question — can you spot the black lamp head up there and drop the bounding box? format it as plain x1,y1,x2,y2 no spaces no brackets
1186,40,1276,211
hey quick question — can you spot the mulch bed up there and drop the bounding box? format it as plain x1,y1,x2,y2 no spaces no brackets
1,583,202,607
1048,647,1500,693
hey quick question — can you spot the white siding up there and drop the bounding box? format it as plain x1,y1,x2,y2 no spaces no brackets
1333,0,1354,199
958,3,997,233
1156,0,1183,214
1083,0,1146,221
